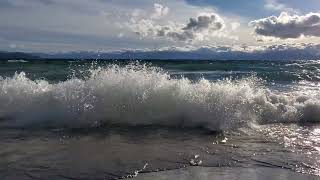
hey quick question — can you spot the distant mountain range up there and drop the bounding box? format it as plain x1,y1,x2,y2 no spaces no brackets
0,51,39,60
1,44,320,60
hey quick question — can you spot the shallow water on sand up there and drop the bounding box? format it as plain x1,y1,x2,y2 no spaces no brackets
1,125,319,179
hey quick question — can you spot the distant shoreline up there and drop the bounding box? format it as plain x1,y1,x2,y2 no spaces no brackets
1,50,320,61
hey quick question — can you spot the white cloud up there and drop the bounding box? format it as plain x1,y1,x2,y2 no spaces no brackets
117,32,124,38
151,3,169,19
264,0,296,13
183,13,224,31
127,9,237,42
231,22,241,31
250,12,320,40
4,0,310,52
132,9,143,17
164,13,226,41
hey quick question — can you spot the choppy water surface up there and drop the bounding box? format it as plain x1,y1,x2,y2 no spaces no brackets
0,59,320,179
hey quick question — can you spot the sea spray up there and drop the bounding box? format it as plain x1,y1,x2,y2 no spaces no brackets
0,63,319,130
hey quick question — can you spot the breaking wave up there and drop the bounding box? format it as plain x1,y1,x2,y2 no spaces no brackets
0,64,319,130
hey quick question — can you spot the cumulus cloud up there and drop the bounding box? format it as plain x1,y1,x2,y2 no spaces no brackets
183,14,224,31
129,11,227,42
250,12,320,39
159,13,226,41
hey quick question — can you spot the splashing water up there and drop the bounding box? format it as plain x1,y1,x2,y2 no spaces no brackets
0,63,319,130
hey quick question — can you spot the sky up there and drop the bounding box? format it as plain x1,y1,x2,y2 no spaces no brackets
0,0,320,53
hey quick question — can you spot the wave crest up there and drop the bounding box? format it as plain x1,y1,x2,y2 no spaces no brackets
0,64,319,130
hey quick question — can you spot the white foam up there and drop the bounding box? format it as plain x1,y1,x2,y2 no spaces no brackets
0,64,319,130
7,59,29,63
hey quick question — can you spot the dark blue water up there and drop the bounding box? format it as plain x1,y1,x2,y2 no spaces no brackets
1,60,320,83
